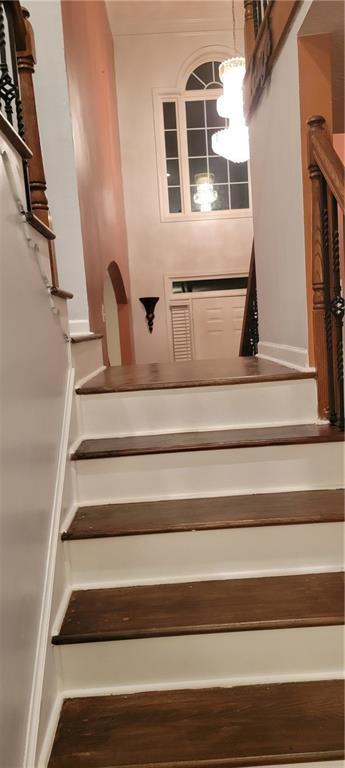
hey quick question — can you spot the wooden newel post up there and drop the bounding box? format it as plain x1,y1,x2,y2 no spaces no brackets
17,7,49,225
244,0,256,64
307,115,329,420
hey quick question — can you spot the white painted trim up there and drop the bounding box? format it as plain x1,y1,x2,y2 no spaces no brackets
68,318,90,336
23,368,75,768
258,341,313,371
74,364,106,388
36,692,64,768
51,585,73,637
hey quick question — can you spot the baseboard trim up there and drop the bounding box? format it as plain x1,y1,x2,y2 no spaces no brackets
258,341,313,371
36,693,64,768
23,368,75,768
75,364,106,388
68,319,90,336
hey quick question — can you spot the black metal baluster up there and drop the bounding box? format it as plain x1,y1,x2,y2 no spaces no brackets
330,196,345,429
320,178,337,424
0,2,16,124
249,288,259,355
5,3,24,138
253,1,260,36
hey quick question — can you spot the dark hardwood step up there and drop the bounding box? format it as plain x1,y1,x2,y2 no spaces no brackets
71,423,343,460
48,680,344,767
63,489,345,540
71,333,103,344
76,357,315,394
53,571,344,645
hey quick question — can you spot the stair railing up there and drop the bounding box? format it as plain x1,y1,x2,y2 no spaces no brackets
244,0,271,62
240,242,259,356
1,0,58,285
308,115,344,430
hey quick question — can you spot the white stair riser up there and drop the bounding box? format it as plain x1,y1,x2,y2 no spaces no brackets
77,379,318,437
75,442,345,504
72,339,104,384
56,625,344,694
66,522,345,588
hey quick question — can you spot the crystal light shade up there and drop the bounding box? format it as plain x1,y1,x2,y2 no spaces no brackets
212,57,250,164
193,173,218,212
212,124,249,164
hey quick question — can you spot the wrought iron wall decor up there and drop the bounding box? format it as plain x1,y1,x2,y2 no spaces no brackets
139,297,159,334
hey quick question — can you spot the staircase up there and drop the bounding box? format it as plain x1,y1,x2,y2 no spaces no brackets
46,354,344,767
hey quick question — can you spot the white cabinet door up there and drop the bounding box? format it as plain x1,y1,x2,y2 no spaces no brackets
192,294,245,359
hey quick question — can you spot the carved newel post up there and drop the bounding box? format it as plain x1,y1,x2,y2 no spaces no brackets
17,7,49,225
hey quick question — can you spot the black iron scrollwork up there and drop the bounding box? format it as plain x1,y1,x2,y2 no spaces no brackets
0,2,24,137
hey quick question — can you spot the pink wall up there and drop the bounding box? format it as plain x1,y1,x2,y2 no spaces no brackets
61,0,134,363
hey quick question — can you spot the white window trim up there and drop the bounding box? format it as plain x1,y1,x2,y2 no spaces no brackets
153,86,252,224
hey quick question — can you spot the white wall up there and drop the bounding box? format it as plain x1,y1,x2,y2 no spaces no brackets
114,30,253,363
25,0,90,336
0,131,69,767
249,2,312,368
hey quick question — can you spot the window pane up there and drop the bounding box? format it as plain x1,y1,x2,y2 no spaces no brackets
163,102,176,129
229,161,248,183
209,156,228,183
172,277,248,293
206,99,224,128
187,129,206,157
214,62,222,85
165,130,178,158
168,187,182,213
207,129,218,156
206,81,222,90
194,62,213,87
185,101,205,129
213,184,230,211
186,73,205,91
189,157,207,185
166,159,180,187
230,183,249,209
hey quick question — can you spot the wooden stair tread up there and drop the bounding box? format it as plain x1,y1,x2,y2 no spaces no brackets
53,572,344,644
48,680,344,767
72,424,343,460
71,333,103,344
76,357,315,394
63,489,345,540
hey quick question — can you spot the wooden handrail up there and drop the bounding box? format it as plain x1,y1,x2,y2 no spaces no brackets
243,0,301,120
240,242,259,356
308,116,345,212
308,114,344,430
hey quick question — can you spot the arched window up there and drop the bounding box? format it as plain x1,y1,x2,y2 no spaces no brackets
154,58,250,221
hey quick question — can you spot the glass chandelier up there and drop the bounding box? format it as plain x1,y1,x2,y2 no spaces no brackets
193,173,218,212
212,57,249,164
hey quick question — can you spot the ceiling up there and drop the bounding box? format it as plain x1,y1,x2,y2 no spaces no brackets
106,1,243,36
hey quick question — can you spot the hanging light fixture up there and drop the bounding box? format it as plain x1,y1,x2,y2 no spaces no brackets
193,173,218,212
212,57,249,164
